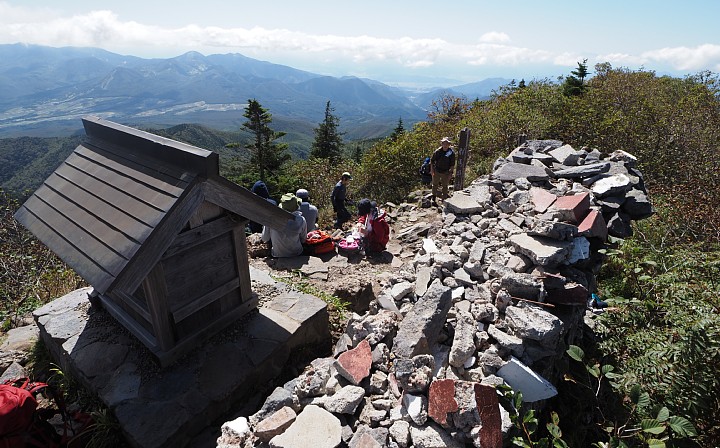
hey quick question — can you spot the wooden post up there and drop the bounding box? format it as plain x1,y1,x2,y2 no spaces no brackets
454,128,471,192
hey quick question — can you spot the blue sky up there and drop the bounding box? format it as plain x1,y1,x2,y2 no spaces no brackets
2,0,719,87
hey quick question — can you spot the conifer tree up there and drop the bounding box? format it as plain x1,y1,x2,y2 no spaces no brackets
390,117,405,141
310,101,344,162
563,59,589,96
240,99,290,180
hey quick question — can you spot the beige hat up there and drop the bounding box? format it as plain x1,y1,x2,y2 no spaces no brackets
279,193,301,212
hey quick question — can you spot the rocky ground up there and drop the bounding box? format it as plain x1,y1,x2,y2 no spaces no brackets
246,196,445,337
215,140,654,448
2,140,653,448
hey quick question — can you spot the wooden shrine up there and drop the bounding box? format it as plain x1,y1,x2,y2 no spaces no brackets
15,117,292,366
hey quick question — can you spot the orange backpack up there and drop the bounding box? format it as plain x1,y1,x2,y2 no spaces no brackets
303,230,336,255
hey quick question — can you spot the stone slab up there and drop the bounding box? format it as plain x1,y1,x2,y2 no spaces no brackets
496,356,557,403
33,266,329,448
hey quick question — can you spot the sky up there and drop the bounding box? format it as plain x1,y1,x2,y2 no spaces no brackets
2,0,720,88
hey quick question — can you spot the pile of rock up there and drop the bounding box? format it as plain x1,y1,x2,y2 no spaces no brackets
216,140,654,447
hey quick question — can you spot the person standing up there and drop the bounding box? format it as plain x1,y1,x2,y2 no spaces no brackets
261,193,307,257
331,172,353,229
296,188,318,232
419,157,432,186
431,137,455,200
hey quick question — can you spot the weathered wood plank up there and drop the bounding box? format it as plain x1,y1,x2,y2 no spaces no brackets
98,293,158,352
197,201,223,223
14,204,115,292
56,162,165,228
155,296,259,368
232,226,253,303
111,290,152,323
172,277,240,323
142,263,175,351
44,172,153,243
22,192,127,277
111,181,205,295
75,145,188,197
203,176,292,231
35,182,141,261
162,215,237,259
65,152,178,212
82,116,219,179
163,232,236,304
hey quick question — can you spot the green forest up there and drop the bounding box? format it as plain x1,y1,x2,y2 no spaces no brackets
1,62,719,447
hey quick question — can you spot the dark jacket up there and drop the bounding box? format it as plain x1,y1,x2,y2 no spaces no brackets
431,147,455,173
249,181,277,233
331,181,348,212
419,157,432,184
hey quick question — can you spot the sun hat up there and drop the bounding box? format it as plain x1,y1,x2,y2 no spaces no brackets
295,188,309,200
279,193,301,212
342,172,353,180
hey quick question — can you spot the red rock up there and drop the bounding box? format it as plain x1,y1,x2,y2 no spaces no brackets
552,192,590,223
427,379,458,426
531,187,557,213
578,209,608,241
336,339,372,385
255,406,296,443
474,383,502,448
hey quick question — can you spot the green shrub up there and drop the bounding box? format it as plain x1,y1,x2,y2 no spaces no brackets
0,190,85,331
595,201,720,446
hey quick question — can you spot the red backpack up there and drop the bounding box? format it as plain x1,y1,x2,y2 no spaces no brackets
303,230,336,255
0,378,61,447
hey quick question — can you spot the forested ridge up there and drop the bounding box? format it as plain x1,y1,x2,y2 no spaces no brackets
1,63,719,447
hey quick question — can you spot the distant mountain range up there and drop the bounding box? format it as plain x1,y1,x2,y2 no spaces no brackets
0,44,511,139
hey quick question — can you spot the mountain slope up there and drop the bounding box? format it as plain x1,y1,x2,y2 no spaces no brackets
0,44,430,139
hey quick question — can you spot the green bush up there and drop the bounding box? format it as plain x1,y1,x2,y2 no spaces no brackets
0,190,85,331
594,200,720,446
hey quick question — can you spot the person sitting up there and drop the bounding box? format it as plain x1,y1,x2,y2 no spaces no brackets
356,198,390,253
296,188,318,232
261,193,307,257
248,180,276,233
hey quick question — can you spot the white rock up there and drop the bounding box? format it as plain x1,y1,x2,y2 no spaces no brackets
496,356,558,402
422,238,439,254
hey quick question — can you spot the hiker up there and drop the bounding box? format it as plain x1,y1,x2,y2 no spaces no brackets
296,188,318,232
419,156,432,185
331,172,354,229
261,193,307,257
248,180,276,233
431,137,455,200
356,198,390,253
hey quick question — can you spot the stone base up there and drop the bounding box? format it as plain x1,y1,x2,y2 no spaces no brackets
33,267,329,448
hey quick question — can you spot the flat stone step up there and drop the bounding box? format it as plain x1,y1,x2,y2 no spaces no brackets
33,266,329,448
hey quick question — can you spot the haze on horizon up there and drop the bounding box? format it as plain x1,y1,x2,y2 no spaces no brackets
2,0,720,88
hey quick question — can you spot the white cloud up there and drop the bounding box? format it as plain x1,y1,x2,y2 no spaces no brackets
1,3,718,75
465,43,555,66
642,44,720,71
478,31,510,44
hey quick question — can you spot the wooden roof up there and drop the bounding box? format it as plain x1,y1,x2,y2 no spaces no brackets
15,117,290,294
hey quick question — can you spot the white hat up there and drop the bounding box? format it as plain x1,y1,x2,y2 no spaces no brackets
296,188,309,200
441,137,451,143
342,172,353,180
